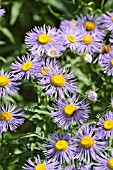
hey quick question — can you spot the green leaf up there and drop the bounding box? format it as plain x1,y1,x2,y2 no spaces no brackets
10,1,23,26
0,56,7,63
0,27,15,43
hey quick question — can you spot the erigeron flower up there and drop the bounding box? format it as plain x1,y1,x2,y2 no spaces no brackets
59,27,82,51
98,44,113,65
77,14,101,34
95,111,113,140
22,154,60,170
25,25,61,55
45,45,66,58
99,51,113,76
0,103,24,132
44,132,76,164
10,54,42,80
51,93,90,129
60,19,78,30
94,150,113,170
0,69,21,97
77,31,103,55
34,57,61,79
100,12,113,31
38,65,77,99
74,125,107,163
0,8,5,17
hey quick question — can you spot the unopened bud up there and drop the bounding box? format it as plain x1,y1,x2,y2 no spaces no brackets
87,91,97,101
84,54,92,63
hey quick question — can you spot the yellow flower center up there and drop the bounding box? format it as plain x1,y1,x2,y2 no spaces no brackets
64,104,77,116
67,34,76,43
80,136,94,148
34,164,46,170
84,21,96,31
41,67,52,76
81,35,92,45
49,50,58,57
0,112,12,121
21,62,32,72
103,120,113,130
51,74,65,87
38,34,50,44
108,158,113,169
101,45,111,54
0,76,10,87
111,59,113,66
111,16,113,22
55,140,68,151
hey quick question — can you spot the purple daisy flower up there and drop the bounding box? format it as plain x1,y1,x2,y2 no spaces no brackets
45,45,66,58
0,69,21,97
59,27,82,51
99,51,113,76
0,103,24,132
60,19,78,30
74,125,107,163
98,44,113,65
10,54,42,80
34,57,61,79
100,12,113,31
95,111,113,140
77,14,101,34
0,8,5,17
77,31,103,55
51,93,90,129
94,150,113,170
22,154,60,170
44,132,76,164
38,64,77,99
25,25,60,55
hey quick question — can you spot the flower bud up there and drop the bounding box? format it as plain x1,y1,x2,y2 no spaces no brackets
84,53,92,63
87,91,97,101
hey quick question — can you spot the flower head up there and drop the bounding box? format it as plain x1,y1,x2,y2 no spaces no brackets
38,61,77,98
74,125,107,163
94,150,113,170
22,154,60,170
0,69,21,97
59,27,82,51
95,111,113,140
60,19,78,30
25,25,60,55
34,57,61,79
0,8,5,17
77,31,103,55
0,103,24,132
98,51,113,76
10,54,42,80
44,132,76,164
100,12,113,31
98,44,113,65
77,14,101,34
51,93,90,129
45,45,66,58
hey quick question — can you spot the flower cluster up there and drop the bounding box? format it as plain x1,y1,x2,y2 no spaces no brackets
1,6,113,170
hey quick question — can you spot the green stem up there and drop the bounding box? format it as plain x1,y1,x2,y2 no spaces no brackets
30,77,40,105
